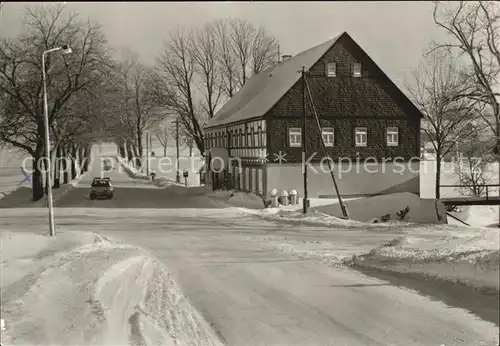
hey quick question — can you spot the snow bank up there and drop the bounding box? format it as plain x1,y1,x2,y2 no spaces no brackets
0,231,97,289
244,193,445,226
0,231,222,346
69,156,94,187
116,156,150,180
420,160,499,227
203,190,266,209
150,176,186,188
239,204,499,291
0,187,20,201
243,206,413,231
448,205,499,228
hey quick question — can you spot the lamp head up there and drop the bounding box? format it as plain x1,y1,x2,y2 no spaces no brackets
61,45,72,55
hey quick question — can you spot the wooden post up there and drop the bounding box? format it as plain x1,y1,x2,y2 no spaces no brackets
176,118,180,183
303,71,349,219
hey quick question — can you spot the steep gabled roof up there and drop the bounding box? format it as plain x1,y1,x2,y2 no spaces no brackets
204,31,423,130
204,33,343,129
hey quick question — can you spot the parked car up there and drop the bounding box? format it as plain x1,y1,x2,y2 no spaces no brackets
89,177,114,200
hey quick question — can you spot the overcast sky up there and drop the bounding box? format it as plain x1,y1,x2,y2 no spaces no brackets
1,1,449,91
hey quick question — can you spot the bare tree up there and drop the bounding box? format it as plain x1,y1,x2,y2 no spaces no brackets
432,0,500,223
212,18,279,97
192,24,223,120
212,19,238,98
151,28,206,154
154,120,169,157
433,1,499,141
0,4,112,201
177,124,195,157
409,49,484,199
114,49,159,167
150,20,279,155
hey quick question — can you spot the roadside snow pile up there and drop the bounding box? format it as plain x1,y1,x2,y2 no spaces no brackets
150,176,185,188
370,227,498,261
0,231,223,346
207,190,266,209
449,205,499,228
242,193,445,226
241,205,499,291
69,158,93,187
116,156,150,180
247,207,412,231
0,189,15,200
274,239,382,266
351,224,500,291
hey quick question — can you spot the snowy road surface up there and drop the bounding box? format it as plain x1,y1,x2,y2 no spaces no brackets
42,155,228,209
1,151,499,345
0,231,222,346
1,208,498,346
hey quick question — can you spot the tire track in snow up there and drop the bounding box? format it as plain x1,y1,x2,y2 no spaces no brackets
1,237,224,346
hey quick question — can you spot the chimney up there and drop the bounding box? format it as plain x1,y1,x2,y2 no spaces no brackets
282,55,292,62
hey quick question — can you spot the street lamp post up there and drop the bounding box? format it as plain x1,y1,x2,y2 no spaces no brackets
175,118,180,183
42,44,72,237
145,131,149,176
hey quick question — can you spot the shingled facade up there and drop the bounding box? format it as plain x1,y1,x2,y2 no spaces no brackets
203,32,422,199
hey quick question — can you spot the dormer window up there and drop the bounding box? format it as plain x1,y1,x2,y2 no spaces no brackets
353,63,362,77
326,63,336,77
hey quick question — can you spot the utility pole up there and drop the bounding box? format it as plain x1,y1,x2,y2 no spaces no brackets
304,73,349,219
302,66,309,214
176,118,180,183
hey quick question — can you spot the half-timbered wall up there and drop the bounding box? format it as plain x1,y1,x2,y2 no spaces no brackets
205,120,267,163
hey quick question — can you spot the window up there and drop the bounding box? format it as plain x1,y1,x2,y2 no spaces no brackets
386,127,399,146
289,127,302,147
353,63,362,77
355,127,367,147
326,63,336,77
247,129,251,148
321,127,334,147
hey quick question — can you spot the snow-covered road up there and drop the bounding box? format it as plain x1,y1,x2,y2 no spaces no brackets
0,230,222,346
1,208,498,346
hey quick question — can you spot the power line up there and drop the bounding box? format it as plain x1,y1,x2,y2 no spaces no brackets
301,67,309,214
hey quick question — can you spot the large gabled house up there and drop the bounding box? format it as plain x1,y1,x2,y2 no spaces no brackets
203,31,423,199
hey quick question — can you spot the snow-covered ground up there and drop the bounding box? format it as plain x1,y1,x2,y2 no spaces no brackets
0,229,223,346
113,141,204,188
0,146,90,197
421,159,499,227
2,208,497,344
237,202,499,291
0,147,32,195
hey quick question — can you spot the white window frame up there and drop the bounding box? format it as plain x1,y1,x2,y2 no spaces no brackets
326,63,336,77
353,63,362,77
387,127,399,146
355,127,367,147
288,127,302,147
321,127,334,147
